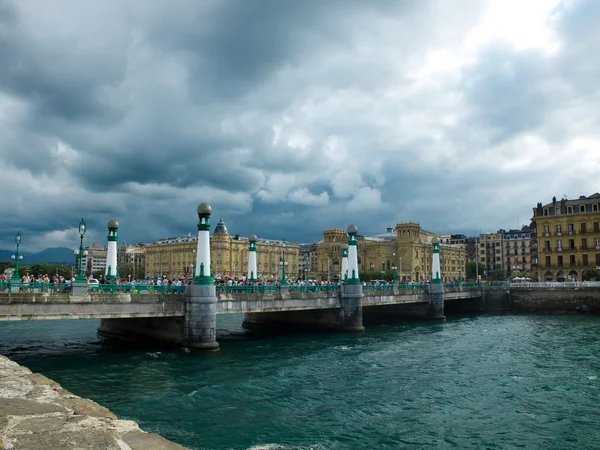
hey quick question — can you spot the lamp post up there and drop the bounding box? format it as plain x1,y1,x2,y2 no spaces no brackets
74,218,87,282
392,252,397,283
191,249,196,281
10,231,23,281
304,267,308,282
381,260,385,281
280,240,288,286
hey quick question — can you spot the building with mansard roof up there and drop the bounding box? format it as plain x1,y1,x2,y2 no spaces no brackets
143,219,300,281
531,193,600,281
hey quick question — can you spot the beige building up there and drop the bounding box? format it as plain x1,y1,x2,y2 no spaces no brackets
477,232,503,275
144,219,299,281
531,193,600,281
310,223,466,282
117,245,146,280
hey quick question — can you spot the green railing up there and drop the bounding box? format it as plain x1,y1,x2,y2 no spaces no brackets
0,282,72,293
444,282,482,289
363,283,428,291
288,285,340,293
216,285,281,294
0,281,184,294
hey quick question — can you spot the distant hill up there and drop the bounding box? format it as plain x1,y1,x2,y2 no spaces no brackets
0,247,74,264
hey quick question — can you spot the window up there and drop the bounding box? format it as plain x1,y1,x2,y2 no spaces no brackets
544,225,550,236
556,225,562,235
568,223,574,234
596,237,600,249
570,255,576,266
595,204,599,212
568,206,573,214
556,240,562,251
544,241,551,251
595,222,600,233
583,254,589,266
596,254,600,266
582,238,588,250
581,223,587,234
557,255,563,267
544,209,549,216
545,256,551,267
580,205,586,213
569,239,575,250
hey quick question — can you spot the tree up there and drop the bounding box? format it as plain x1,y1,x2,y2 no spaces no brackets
492,269,506,281
582,268,598,281
465,262,479,281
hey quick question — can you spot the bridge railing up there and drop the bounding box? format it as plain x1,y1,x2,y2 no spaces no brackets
510,281,600,288
0,281,185,295
363,283,429,292
216,285,280,294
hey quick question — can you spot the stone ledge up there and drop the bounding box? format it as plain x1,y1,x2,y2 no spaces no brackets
0,355,188,450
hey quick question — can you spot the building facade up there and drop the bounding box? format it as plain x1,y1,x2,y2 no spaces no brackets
478,232,503,275
310,223,466,282
144,219,300,281
531,193,600,281
501,226,531,276
117,245,146,280
77,244,107,276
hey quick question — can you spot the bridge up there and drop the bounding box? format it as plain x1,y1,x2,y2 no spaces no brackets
0,281,487,344
4,280,598,349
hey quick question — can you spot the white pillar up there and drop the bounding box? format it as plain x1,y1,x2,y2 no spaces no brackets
346,224,360,284
247,234,258,281
341,243,349,281
195,203,213,285
105,219,119,279
431,237,442,283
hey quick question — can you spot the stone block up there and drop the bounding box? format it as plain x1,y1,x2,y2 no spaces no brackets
121,431,188,450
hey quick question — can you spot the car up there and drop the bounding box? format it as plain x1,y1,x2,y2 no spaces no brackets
87,278,99,285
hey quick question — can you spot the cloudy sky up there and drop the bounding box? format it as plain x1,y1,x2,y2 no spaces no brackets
1,0,599,251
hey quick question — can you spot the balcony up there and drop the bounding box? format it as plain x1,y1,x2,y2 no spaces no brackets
581,246,589,251
555,247,563,252
556,232,562,236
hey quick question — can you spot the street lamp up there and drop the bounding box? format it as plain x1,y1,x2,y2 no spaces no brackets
280,240,288,286
392,252,397,283
74,218,87,282
304,267,308,282
381,260,385,281
10,231,23,281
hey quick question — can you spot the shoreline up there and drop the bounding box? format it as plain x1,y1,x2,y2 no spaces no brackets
0,355,187,450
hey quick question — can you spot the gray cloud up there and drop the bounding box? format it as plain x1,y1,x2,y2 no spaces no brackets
0,0,599,252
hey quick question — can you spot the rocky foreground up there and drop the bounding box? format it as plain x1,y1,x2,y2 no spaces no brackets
0,355,187,449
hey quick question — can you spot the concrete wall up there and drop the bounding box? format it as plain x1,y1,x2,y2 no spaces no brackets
0,293,184,320
216,290,340,314
511,286,600,314
98,317,185,345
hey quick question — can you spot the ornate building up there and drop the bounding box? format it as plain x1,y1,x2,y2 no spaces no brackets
144,219,300,281
531,193,600,281
310,223,466,282
501,226,532,276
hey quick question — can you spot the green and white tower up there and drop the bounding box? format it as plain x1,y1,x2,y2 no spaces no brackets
346,224,360,284
247,234,258,282
428,237,445,320
105,219,119,280
341,243,349,282
431,237,442,284
194,203,214,285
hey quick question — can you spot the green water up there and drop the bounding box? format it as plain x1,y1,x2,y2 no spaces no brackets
1,314,599,449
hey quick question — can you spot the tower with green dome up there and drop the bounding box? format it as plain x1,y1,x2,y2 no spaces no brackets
428,237,445,320
185,202,219,351
247,234,258,282
105,219,119,280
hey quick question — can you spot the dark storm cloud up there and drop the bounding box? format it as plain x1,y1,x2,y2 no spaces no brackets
0,0,599,252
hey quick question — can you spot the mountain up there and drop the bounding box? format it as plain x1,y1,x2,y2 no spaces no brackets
0,247,74,264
